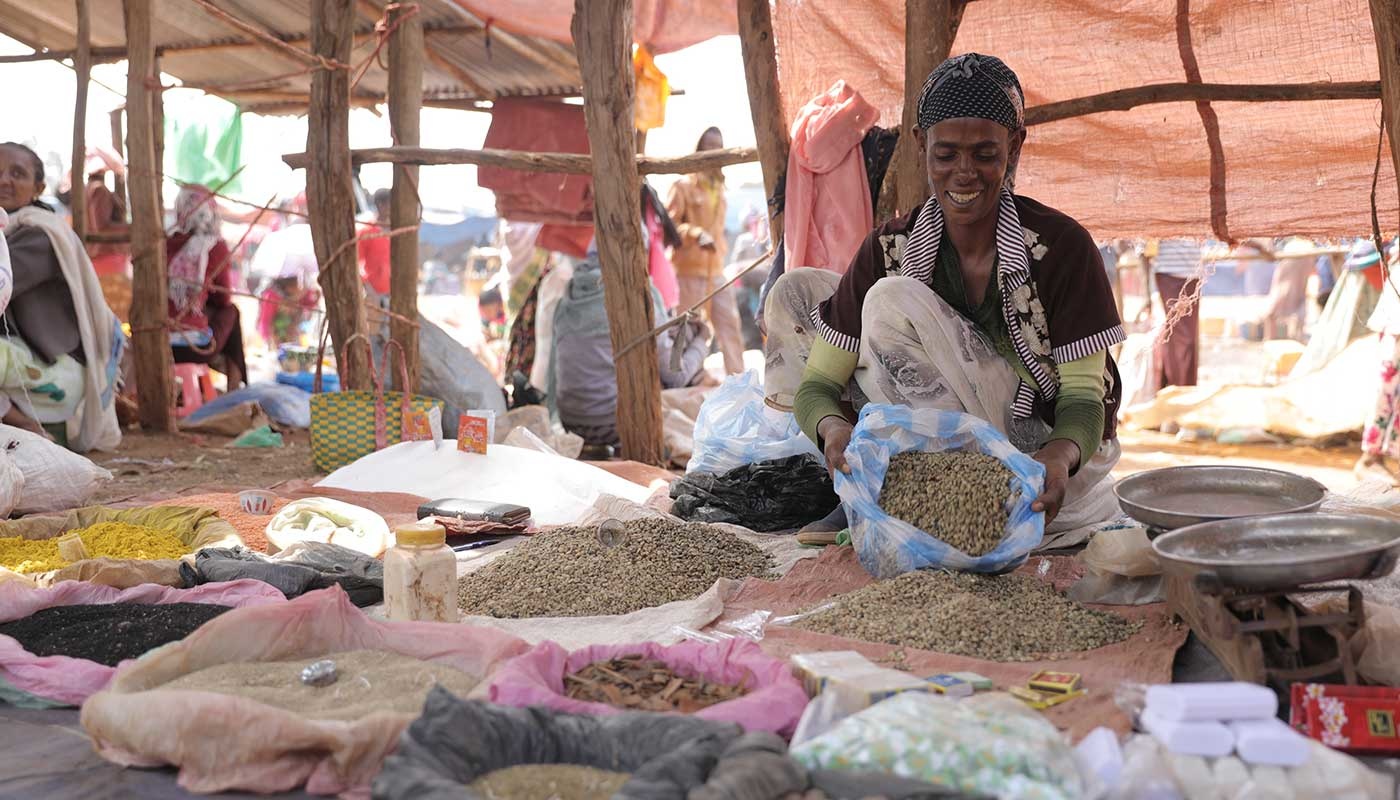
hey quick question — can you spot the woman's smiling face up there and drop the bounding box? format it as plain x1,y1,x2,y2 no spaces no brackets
920,117,1023,226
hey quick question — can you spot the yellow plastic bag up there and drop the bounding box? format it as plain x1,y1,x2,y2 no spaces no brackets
633,45,669,132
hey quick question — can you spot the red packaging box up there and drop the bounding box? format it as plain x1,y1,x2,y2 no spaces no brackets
1291,682,1400,754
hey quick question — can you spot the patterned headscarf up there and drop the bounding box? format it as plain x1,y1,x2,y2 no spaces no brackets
916,53,1025,188
168,185,222,319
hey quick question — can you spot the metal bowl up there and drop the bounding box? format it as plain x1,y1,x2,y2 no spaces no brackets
1152,513,1400,591
1114,465,1326,531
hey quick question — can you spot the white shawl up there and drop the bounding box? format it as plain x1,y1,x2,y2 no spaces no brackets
4,206,121,452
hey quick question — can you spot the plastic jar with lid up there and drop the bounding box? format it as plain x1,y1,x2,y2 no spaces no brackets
384,522,458,622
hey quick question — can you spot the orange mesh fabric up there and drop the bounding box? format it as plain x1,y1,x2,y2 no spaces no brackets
772,0,1397,238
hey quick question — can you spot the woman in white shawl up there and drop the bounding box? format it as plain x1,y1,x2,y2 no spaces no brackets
0,142,122,452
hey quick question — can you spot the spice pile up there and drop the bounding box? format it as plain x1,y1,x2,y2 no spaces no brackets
468,765,631,800
158,649,480,720
794,571,1140,662
563,655,750,713
0,522,188,574
0,603,231,666
457,519,774,618
155,493,283,552
879,452,1014,556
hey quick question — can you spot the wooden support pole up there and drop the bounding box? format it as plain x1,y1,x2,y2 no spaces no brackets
282,145,758,173
308,0,370,392
70,0,91,242
736,0,789,243
153,53,165,215
387,1,423,391
109,107,126,202
123,0,175,432
1024,80,1384,126
571,0,664,465
1370,0,1400,228
879,0,965,220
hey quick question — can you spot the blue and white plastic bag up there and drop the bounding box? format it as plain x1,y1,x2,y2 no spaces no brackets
834,404,1045,577
687,370,821,475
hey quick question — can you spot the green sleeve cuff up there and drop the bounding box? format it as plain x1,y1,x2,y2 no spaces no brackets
1050,351,1108,469
794,339,858,445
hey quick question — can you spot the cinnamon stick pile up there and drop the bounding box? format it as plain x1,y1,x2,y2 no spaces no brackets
563,655,750,713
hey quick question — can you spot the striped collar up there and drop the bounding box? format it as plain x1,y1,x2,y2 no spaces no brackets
897,188,1058,412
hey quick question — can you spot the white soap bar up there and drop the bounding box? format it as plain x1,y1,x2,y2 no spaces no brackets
1211,756,1252,797
1074,726,1124,790
1244,765,1295,800
1142,707,1235,757
1145,682,1277,721
1228,717,1310,767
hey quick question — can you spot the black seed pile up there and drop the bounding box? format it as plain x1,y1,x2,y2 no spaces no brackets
0,603,233,666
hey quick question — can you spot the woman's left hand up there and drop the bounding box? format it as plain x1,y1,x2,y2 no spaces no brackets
1031,439,1080,525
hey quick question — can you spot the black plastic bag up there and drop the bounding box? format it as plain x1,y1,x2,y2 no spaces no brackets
670,455,840,532
180,543,384,606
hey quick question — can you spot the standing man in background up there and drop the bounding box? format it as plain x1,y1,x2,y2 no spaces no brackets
1147,238,1204,389
667,127,745,375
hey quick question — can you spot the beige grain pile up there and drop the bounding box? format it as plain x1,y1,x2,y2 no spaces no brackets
159,649,479,720
795,571,1140,662
879,451,1014,556
457,518,774,618
468,765,631,800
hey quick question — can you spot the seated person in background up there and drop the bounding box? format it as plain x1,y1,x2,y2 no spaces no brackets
168,185,246,390
0,142,122,451
550,237,710,454
259,275,318,350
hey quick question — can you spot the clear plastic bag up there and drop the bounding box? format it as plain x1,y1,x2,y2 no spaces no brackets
833,404,1046,577
685,370,820,475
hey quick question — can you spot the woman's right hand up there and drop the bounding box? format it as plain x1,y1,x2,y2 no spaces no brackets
818,416,854,477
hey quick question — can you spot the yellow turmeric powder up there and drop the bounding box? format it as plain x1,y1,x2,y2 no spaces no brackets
0,522,188,574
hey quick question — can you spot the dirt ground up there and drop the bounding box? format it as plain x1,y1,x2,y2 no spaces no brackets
89,428,323,504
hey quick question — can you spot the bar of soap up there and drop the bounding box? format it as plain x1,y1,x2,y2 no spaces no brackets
1145,682,1277,721
1228,717,1310,767
1141,707,1235,757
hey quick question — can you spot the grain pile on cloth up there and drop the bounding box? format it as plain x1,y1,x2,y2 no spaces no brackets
0,523,186,574
467,765,631,800
717,547,1185,740
79,587,528,796
793,570,1139,662
0,603,230,666
458,518,775,618
878,452,1014,557
153,492,288,553
158,649,480,721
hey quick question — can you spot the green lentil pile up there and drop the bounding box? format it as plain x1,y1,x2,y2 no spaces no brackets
458,518,775,618
468,764,631,800
794,571,1140,662
879,451,1014,556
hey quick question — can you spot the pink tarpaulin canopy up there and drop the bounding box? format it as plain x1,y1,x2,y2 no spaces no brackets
452,0,738,54
772,0,1395,238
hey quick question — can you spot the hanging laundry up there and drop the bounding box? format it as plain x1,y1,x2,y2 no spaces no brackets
165,95,244,193
479,100,593,225
784,81,880,275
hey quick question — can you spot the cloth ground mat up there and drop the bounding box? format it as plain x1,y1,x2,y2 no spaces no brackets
716,547,1186,741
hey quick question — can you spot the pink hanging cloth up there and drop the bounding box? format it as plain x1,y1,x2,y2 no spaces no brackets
784,81,880,274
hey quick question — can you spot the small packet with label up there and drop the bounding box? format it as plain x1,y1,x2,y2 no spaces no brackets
457,414,490,454
925,674,973,697
404,406,443,448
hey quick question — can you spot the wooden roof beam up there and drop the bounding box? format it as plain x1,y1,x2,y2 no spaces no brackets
1025,80,1382,126
282,144,758,174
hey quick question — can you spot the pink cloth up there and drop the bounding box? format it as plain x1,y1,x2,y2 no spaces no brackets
0,579,286,706
784,81,880,275
645,202,680,308
485,637,810,736
479,100,593,225
454,1,736,54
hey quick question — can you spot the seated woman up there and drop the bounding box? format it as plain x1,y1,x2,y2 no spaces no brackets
0,142,122,451
168,185,246,390
765,54,1123,536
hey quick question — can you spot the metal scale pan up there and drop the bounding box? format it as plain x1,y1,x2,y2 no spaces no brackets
1114,465,1327,531
1152,513,1400,592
